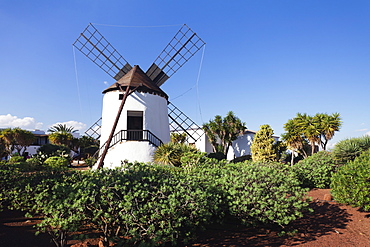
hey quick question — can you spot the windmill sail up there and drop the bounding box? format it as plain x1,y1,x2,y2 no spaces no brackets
74,23,205,145
168,102,203,143
146,24,205,87
85,117,102,139
73,23,132,81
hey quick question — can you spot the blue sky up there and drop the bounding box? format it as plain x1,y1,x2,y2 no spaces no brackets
1,0,370,148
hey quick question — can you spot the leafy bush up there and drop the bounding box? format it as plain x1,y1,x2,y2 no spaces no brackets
332,135,370,164
9,170,82,247
331,149,370,211
1,160,311,246
44,156,69,170
293,151,337,189
180,151,208,169
8,155,24,164
187,161,310,227
38,143,70,156
230,155,252,163
84,157,97,168
0,161,19,211
36,144,71,164
81,165,217,246
26,157,43,166
207,152,226,160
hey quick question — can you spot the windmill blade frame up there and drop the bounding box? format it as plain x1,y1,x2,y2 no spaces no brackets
84,117,102,140
168,102,203,143
146,24,206,87
73,23,132,81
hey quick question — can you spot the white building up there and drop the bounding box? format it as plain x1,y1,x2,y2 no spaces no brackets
10,130,80,158
97,65,170,168
175,129,279,161
226,130,280,160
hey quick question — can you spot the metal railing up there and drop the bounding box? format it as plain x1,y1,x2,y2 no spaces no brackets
95,130,163,160
111,130,163,148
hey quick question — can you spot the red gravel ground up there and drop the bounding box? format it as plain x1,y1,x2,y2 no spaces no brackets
1,189,370,247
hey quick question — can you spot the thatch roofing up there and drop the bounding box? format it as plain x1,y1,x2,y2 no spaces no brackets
102,65,168,100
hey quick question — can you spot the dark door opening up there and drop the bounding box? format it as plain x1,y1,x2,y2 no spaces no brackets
127,111,143,140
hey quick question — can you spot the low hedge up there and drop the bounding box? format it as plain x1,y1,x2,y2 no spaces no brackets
1,160,310,246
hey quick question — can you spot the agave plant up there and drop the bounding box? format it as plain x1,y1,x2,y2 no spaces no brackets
332,136,370,164
154,142,198,167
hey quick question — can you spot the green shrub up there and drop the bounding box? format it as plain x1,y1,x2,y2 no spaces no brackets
10,170,82,247
331,149,370,211
332,135,370,164
187,161,310,227
293,151,337,189
180,151,208,169
84,157,97,168
8,155,24,164
2,160,311,246
0,161,19,211
44,156,69,170
207,152,226,160
26,157,43,166
36,144,71,164
38,143,70,156
230,155,252,163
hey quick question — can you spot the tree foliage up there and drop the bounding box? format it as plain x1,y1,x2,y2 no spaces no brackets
251,124,277,162
203,111,246,156
170,132,187,143
0,134,9,159
0,128,35,156
282,113,342,161
12,128,36,155
48,132,73,147
79,135,99,158
48,124,77,133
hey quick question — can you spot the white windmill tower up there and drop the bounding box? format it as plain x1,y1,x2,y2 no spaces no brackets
73,24,205,169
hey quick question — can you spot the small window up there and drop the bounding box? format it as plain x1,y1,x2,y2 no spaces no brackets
119,94,123,100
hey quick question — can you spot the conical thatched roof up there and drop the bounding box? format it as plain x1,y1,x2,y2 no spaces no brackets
102,65,168,100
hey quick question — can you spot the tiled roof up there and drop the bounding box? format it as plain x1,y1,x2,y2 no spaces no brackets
102,65,168,100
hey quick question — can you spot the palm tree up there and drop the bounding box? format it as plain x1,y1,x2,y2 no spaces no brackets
203,111,246,156
317,113,342,150
48,132,73,147
48,124,77,133
48,124,78,150
281,119,307,166
295,113,321,155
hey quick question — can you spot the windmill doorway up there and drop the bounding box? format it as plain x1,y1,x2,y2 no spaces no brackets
127,111,143,140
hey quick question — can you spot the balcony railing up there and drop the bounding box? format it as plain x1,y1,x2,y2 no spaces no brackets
111,130,163,148
96,130,163,159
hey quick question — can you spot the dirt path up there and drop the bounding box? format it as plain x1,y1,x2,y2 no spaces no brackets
1,189,370,246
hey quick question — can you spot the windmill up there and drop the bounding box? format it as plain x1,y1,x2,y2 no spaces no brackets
73,23,205,169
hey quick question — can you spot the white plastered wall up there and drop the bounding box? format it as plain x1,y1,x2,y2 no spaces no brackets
98,90,170,167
